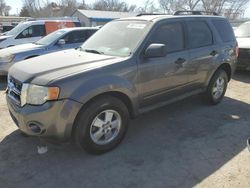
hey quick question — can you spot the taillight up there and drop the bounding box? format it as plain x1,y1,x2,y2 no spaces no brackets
236,43,239,58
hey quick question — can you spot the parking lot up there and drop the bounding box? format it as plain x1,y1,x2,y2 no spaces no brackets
0,72,249,188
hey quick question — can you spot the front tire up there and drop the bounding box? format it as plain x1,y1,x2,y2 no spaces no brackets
74,96,129,154
204,69,228,105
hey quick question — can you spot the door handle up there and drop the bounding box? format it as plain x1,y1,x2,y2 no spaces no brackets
175,58,186,66
210,50,218,56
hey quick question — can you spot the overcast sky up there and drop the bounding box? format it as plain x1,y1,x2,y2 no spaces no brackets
6,0,250,18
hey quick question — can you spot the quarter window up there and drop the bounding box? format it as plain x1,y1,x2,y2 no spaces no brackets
186,21,213,48
212,20,234,42
149,22,184,53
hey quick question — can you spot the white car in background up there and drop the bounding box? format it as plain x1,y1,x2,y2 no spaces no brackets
0,20,80,49
235,21,250,70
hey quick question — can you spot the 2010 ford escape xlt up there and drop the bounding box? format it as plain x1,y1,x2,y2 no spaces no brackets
6,11,238,154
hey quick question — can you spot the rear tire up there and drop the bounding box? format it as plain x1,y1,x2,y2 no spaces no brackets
204,69,228,105
74,96,129,154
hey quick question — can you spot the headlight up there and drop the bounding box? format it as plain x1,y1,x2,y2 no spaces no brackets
0,54,15,63
21,84,60,106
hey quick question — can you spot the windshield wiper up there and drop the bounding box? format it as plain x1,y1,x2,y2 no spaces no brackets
84,49,103,54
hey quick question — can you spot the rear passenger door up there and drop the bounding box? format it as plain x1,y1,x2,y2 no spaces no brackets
185,20,219,90
138,21,190,107
211,19,236,67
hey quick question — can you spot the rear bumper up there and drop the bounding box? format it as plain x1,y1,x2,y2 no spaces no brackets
6,95,82,141
237,59,250,70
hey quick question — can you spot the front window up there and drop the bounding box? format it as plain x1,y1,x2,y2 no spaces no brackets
6,22,29,36
35,30,68,46
235,22,250,38
16,25,45,39
80,21,152,57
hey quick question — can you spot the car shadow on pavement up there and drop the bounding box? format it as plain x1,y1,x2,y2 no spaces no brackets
0,95,250,188
233,70,250,84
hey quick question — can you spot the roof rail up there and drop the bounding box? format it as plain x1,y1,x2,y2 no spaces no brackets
136,13,167,17
26,17,79,22
174,11,219,16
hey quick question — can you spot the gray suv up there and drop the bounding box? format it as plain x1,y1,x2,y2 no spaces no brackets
6,11,237,154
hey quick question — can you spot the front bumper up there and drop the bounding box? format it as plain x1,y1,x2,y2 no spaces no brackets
6,95,82,141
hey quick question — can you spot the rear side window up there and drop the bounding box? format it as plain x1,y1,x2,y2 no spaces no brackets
86,30,97,38
63,30,87,44
212,20,234,42
186,21,213,48
74,30,87,43
149,22,184,53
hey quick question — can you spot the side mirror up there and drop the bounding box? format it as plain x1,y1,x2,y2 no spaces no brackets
144,43,167,58
57,39,66,46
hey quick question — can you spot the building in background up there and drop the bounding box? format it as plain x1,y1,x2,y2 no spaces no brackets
71,9,137,27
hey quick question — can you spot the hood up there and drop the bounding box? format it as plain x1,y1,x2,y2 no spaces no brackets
0,43,43,56
0,35,12,40
9,49,122,85
236,37,250,49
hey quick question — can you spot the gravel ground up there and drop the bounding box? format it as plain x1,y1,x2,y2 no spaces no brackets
0,71,250,188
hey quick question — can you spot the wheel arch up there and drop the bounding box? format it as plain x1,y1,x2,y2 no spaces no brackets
217,63,232,81
71,91,136,139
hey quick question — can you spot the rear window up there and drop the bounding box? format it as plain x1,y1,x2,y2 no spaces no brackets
212,20,235,42
186,21,213,49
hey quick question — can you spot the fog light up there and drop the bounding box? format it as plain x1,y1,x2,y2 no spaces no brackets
27,122,43,134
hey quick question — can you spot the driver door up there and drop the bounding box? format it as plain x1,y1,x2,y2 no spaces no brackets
138,21,190,107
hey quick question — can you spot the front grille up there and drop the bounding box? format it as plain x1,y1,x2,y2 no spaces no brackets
238,49,250,59
7,76,22,106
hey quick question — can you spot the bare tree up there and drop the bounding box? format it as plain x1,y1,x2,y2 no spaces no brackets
78,0,89,9
200,0,249,18
19,5,30,17
22,0,44,17
158,0,190,13
158,0,250,18
0,0,11,16
222,0,249,19
186,0,201,10
92,0,137,12
3,5,10,15
137,0,159,13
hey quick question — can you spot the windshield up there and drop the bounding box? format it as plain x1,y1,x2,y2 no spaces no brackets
235,22,250,38
35,30,68,46
81,21,151,57
7,22,29,36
